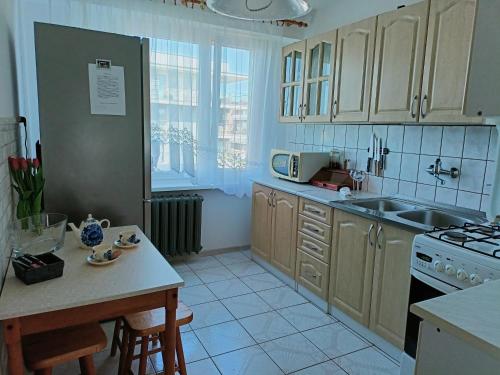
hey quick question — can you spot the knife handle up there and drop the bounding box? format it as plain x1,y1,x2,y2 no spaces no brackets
367,158,371,173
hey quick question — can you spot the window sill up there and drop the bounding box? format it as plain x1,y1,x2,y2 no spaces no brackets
152,184,215,193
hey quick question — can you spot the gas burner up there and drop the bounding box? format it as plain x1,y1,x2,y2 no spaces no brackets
442,231,468,242
476,226,495,235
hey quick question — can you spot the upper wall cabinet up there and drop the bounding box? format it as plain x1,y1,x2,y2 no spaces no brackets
302,30,337,123
370,2,429,123
280,41,306,123
419,0,481,123
332,17,377,123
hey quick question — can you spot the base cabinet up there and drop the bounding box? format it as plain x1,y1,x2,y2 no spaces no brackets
369,223,413,349
296,249,329,299
251,184,273,261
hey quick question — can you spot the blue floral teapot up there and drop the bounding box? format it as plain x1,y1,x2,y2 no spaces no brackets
68,214,111,249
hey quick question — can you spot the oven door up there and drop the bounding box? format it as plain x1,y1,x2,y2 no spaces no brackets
404,269,459,359
270,152,292,179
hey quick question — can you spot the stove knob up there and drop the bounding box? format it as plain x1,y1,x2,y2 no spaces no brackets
434,261,445,272
470,274,483,285
445,264,456,276
456,269,468,281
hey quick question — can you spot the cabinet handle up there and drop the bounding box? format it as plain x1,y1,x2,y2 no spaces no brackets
420,94,428,119
303,240,321,253
304,222,322,234
304,204,324,216
376,225,384,250
368,224,375,246
410,94,418,118
271,191,277,208
332,99,338,119
267,192,272,207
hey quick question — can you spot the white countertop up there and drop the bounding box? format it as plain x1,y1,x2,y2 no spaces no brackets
0,226,184,320
252,175,379,205
411,280,500,360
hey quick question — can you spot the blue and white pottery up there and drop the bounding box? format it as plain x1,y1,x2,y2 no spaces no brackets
68,214,111,249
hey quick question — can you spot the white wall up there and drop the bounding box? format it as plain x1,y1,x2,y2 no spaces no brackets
0,0,18,118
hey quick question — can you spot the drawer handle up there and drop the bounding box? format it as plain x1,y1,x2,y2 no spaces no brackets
303,240,321,253
304,223,323,234
304,204,325,216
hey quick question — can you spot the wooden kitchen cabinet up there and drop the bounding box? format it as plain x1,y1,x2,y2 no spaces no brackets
369,223,414,349
329,210,377,325
302,30,337,123
420,0,481,123
296,249,330,299
251,184,273,260
370,2,429,123
332,17,377,123
280,41,306,123
270,190,299,277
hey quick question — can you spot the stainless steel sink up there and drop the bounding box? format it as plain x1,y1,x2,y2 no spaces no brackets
396,210,483,227
351,199,418,212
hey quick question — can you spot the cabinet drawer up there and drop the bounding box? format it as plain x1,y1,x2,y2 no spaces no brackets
299,198,333,225
297,231,330,264
298,214,332,244
296,249,330,299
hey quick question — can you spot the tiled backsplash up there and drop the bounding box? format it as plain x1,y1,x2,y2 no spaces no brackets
286,124,498,212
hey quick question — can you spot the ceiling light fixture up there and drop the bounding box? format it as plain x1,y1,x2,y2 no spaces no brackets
206,0,311,21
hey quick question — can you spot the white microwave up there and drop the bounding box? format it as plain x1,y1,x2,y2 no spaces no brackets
270,149,330,182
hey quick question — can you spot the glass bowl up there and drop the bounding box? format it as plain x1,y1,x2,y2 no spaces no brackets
12,213,68,256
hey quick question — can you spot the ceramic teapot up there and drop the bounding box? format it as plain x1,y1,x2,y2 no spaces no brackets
68,214,111,249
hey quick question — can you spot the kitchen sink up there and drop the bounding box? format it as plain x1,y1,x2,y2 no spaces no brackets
351,199,418,212
396,210,483,227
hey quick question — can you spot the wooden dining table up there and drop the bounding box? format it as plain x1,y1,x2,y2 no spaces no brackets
0,225,184,375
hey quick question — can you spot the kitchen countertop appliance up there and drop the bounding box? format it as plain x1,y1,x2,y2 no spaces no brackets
401,222,500,374
270,149,329,183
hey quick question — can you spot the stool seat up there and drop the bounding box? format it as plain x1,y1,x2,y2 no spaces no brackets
23,322,106,370
124,302,193,335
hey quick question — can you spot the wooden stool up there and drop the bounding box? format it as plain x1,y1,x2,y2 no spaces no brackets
22,322,107,375
112,302,193,375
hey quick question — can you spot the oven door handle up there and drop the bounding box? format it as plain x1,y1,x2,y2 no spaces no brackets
410,269,460,294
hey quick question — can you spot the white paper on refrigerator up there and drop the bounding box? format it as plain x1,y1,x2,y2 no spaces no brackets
88,63,126,116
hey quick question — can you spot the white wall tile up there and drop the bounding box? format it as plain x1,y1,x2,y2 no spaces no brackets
420,126,442,155
488,127,498,161
323,126,335,147
417,155,438,185
296,124,305,144
383,152,401,179
314,125,324,145
286,126,297,144
458,159,486,193
400,154,420,182
387,125,404,153
304,125,315,145
435,187,457,206
441,126,465,158
399,181,417,197
481,195,491,213
463,126,490,159
313,145,323,152
416,184,436,201
382,178,399,195
367,176,383,194
344,148,358,170
303,144,313,151
457,191,481,210
483,161,496,195
373,125,388,140
334,124,347,147
345,125,359,148
358,125,373,150
403,126,422,154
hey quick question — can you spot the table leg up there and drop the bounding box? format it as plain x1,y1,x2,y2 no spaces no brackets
162,288,178,375
2,319,24,375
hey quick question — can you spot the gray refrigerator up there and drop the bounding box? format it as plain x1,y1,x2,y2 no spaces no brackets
35,23,151,235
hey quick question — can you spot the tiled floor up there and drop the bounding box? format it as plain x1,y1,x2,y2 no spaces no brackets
53,250,400,374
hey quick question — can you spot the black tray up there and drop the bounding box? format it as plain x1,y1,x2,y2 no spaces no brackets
13,253,64,285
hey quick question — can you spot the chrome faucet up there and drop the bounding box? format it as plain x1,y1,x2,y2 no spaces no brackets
426,158,460,185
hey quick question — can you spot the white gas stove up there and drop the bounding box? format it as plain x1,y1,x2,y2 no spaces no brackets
411,223,500,289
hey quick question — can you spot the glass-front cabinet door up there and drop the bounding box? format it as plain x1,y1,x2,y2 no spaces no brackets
303,30,337,122
280,41,306,123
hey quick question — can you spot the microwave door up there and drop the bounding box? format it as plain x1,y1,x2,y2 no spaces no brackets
272,153,292,177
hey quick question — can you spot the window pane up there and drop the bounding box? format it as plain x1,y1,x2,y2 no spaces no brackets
319,80,329,115
283,87,291,116
321,42,332,76
284,53,292,83
309,44,320,79
294,51,302,82
219,46,250,169
307,82,318,115
292,85,302,116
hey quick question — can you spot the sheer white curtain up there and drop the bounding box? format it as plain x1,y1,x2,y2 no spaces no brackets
14,0,286,197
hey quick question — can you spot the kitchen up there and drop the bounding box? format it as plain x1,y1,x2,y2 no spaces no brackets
0,0,499,374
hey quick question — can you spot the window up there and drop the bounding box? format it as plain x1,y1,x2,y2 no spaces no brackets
150,39,251,188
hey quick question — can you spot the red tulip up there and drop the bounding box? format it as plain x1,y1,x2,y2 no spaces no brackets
19,158,28,171
32,158,40,169
8,156,20,171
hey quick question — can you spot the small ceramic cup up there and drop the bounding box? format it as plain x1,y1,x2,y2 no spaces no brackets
92,243,113,261
119,230,138,246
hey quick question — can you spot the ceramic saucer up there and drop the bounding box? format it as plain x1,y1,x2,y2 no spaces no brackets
113,240,139,249
87,250,122,266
